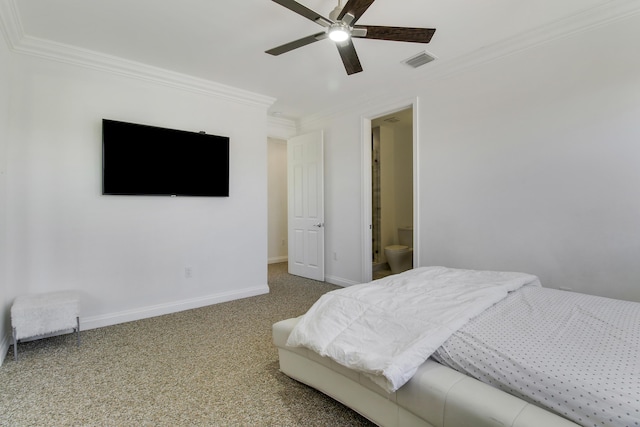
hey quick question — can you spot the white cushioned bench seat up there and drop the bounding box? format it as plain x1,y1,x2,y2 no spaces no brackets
11,290,81,361
273,317,578,427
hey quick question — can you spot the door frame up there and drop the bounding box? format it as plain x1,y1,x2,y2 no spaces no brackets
360,97,420,282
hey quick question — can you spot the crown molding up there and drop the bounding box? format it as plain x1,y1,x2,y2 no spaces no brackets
4,0,640,121
299,0,640,128
0,0,23,49
14,36,276,109
267,116,298,140
0,1,275,110
424,0,640,83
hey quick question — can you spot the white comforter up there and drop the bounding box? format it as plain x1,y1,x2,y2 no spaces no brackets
287,266,541,392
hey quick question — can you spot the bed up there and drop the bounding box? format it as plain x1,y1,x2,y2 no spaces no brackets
272,266,640,427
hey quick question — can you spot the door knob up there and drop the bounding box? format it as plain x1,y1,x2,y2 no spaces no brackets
314,223,324,228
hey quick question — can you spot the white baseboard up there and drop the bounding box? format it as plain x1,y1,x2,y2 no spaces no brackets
325,275,361,288
0,285,269,364
81,285,269,331
268,256,288,264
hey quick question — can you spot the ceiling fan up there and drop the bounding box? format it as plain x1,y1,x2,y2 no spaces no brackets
265,0,436,75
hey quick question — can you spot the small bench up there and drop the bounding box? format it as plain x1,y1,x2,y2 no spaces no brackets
11,291,80,361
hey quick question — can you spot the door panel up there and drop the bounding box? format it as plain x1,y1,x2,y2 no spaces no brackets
288,131,324,281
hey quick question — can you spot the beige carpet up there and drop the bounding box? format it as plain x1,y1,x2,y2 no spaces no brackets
0,263,374,426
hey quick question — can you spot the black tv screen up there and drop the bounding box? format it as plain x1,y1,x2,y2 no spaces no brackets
102,119,229,197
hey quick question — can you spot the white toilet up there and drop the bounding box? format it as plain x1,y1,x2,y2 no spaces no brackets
384,226,413,274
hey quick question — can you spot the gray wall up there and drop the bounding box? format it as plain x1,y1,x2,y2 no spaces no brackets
303,13,640,302
1,46,271,355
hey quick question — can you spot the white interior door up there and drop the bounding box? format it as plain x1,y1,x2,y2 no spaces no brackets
288,131,324,281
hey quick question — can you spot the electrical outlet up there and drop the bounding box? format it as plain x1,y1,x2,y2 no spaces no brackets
185,267,193,278
333,252,337,261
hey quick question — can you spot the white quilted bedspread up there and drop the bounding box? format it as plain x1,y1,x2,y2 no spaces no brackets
433,286,640,427
286,266,541,392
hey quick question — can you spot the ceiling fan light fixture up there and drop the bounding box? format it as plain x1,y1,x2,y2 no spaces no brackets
328,22,350,42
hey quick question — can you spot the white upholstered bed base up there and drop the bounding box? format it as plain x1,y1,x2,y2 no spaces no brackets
273,317,578,427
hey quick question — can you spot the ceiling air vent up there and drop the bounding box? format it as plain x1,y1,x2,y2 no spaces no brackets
404,51,436,68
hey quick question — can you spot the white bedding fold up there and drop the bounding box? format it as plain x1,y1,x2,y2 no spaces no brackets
286,266,541,392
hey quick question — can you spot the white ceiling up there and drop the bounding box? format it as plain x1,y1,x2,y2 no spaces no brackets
3,0,634,120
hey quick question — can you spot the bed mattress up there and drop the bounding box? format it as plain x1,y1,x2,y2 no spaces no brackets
286,266,540,392
433,286,640,427
274,317,579,427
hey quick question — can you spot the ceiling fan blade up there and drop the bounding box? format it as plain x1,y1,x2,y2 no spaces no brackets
338,0,375,24
271,0,332,27
266,32,327,56
354,26,436,43
336,40,363,75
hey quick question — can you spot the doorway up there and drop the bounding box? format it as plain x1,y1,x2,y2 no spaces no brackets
361,100,419,283
267,132,325,281
370,108,414,279
267,138,289,265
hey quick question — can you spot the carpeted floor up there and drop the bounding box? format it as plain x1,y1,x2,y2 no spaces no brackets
0,263,374,426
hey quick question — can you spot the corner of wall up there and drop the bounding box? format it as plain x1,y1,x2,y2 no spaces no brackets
0,332,9,366
0,7,11,367
268,116,298,140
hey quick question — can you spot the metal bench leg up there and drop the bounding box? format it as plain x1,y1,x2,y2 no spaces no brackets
76,316,81,347
12,327,18,362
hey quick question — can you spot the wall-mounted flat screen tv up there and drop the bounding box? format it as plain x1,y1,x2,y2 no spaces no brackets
102,119,229,197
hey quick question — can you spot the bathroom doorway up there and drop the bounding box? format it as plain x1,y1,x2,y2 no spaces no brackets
371,107,414,280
